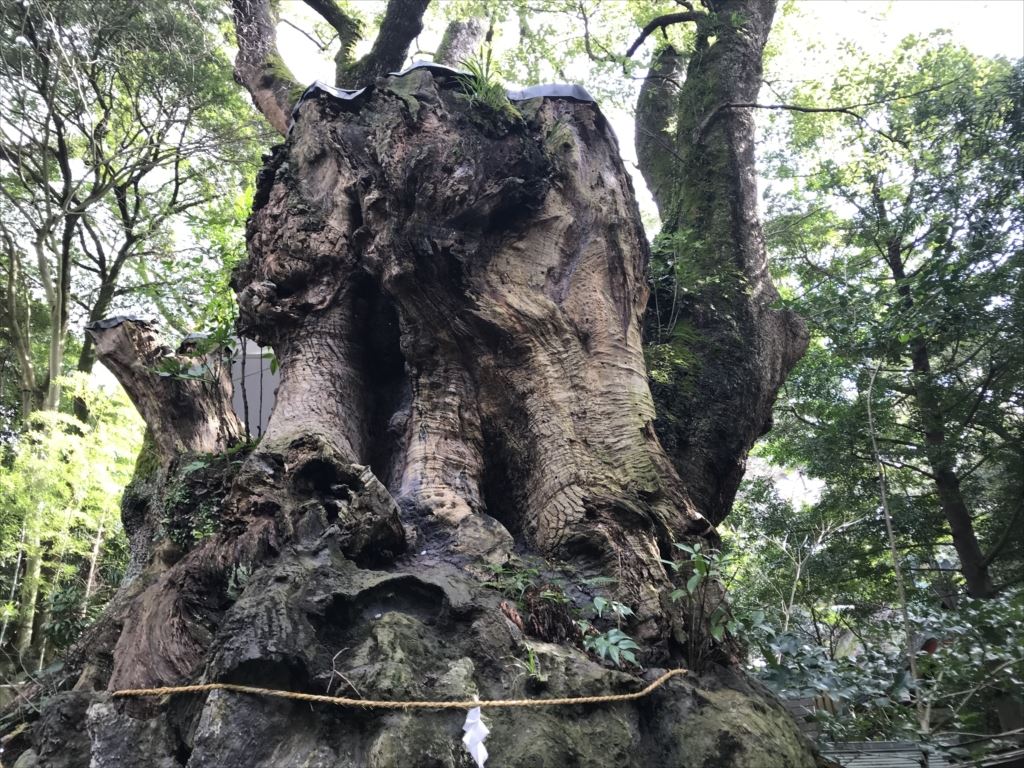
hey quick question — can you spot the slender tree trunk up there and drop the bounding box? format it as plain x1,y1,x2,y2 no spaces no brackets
81,524,104,616
73,279,118,420
13,533,41,661
886,240,994,598
33,600,51,673
43,304,65,410
0,523,27,649
3,245,43,421
867,365,924,730
37,212,77,411
75,287,116,379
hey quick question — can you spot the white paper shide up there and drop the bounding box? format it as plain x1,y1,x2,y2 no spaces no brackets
461,706,489,767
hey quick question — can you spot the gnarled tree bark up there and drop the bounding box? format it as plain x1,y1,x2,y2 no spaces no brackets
1,2,822,766
86,318,244,462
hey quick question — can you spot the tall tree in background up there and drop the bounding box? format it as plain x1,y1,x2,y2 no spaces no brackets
718,37,1024,752
2,1,819,765
763,37,1023,598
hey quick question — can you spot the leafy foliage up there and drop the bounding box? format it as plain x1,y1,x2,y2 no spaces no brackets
582,627,641,668
751,588,1023,751
663,542,742,667
484,561,544,601
456,49,521,119
0,375,142,660
761,36,1023,593
725,34,1024,754
0,0,263,422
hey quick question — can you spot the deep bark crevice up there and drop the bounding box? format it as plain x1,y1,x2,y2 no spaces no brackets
361,292,411,494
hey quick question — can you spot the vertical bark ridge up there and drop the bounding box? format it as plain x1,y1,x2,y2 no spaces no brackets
235,136,371,463
258,295,370,463
434,18,485,68
397,353,505,559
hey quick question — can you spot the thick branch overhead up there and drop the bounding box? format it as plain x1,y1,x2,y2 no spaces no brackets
334,0,431,88
87,318,243,461
300,0,363,75
231,0,300,135
434,18,485,67
636,0,808,523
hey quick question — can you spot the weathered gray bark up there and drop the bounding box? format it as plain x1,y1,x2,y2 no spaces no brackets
233,76,717,630
231,0,297,135
434,19,485,67
86,318,244,462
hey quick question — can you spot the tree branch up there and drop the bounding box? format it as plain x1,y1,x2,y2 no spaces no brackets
635,45,684,218
231,0,300,135
87,318,243,461
575,2,617,65
280,18,334,52
695,80,961,145
300,0,362,71
981,500,1023,569
625,12,701,58
336,0,430,88
694,101,908,146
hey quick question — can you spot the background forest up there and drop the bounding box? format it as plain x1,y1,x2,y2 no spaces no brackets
1,0,1021,762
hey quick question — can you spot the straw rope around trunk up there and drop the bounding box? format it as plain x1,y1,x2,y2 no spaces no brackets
112,668,688,709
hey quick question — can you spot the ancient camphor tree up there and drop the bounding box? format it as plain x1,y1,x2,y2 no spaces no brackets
2,0,818,765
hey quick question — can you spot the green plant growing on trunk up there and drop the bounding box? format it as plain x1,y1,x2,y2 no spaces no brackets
581,627,642,668
457,50,520,120
666,542,742,666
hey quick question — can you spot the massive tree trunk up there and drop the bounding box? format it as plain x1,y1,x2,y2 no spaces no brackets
1,2,820,766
